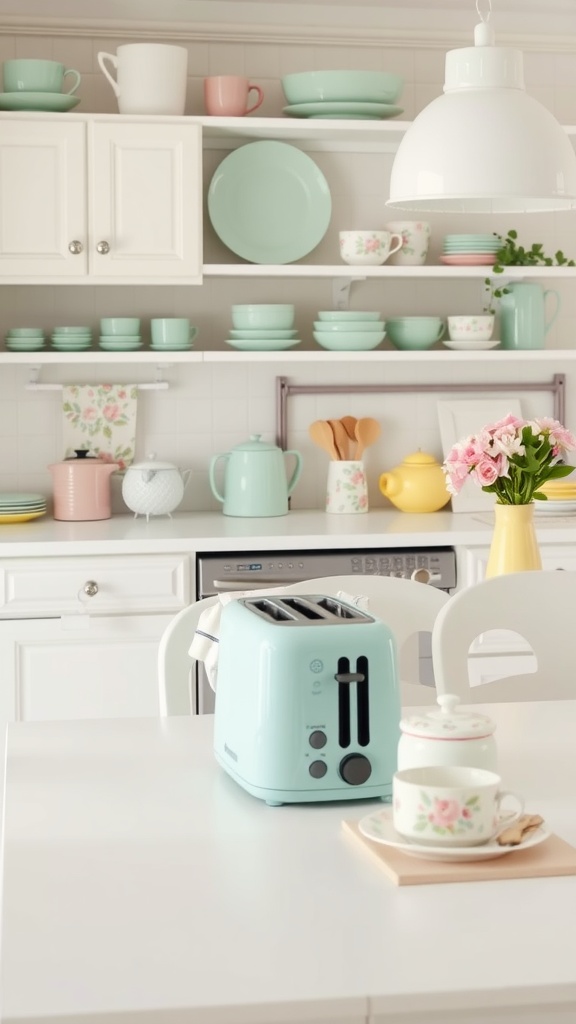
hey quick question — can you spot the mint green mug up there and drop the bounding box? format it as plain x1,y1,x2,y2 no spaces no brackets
3,59,81,95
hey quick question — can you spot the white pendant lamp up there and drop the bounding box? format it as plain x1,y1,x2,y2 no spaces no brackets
386,0,576,213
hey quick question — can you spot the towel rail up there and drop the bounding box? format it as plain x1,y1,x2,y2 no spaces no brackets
25,365,170,390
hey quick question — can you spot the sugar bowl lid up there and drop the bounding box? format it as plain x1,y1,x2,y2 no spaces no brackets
400,693,496,740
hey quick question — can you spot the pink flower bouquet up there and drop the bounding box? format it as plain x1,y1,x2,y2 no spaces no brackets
443,414,576,505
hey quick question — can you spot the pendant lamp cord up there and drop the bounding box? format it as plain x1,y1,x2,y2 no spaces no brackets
475,0,491,21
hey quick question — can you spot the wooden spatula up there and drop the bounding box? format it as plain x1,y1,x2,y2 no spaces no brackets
340,416,358,459
329,419,349,460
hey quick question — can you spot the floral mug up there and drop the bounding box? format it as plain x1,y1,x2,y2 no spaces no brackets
326,460,368,514
385,220,431,266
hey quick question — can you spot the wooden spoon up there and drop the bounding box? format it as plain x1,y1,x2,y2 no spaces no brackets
340,416,358,459
355,417,381,460
309,419,340,460
328,419,349,461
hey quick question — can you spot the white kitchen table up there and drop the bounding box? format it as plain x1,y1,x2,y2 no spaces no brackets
1,703,576,1024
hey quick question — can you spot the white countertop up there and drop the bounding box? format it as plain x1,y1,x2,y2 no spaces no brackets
1,508,576,556
2,702,576,1024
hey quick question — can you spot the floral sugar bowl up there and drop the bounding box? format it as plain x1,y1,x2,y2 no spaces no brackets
397,694,498,772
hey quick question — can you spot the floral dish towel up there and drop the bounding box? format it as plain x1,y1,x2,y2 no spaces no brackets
61,384,138,470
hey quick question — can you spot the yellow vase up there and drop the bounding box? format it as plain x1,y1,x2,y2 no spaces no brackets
485,502,542,578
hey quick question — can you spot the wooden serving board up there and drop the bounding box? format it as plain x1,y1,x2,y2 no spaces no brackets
342,819,576,887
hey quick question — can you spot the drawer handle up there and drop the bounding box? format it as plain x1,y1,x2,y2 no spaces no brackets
68,240,83,255
83,580,99,598
96,240,110,255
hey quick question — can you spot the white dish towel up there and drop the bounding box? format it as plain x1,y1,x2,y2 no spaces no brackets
61,383,138,469
190,588,369,691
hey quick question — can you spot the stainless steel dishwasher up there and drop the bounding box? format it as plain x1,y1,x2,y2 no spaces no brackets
194,546,457,714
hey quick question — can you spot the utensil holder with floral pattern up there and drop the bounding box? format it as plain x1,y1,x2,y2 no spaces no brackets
326,460,368,514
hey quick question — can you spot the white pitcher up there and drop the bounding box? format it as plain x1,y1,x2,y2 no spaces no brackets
97,43,188,115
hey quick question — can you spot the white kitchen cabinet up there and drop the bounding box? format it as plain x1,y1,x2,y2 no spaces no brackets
0,552,191,735
0,116,202,283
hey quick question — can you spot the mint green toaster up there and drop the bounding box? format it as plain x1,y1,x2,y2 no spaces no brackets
213,594,401,805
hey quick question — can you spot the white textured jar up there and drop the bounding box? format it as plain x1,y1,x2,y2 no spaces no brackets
397,694,498,772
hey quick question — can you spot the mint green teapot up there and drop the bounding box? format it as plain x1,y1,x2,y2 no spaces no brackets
500,282,560,350
209,434,303,517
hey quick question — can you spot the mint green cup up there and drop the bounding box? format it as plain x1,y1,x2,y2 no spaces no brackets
151,318,196,347
3,59,81,95
386,317,445,350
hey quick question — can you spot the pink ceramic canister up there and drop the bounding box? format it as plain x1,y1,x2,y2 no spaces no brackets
48,450,119,521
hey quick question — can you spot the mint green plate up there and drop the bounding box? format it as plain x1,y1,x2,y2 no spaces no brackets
0,91,80,112
208,141,331,264
283,101,403,120
225,337,301,351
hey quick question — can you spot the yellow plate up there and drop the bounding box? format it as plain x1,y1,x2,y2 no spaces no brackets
0,510,46,523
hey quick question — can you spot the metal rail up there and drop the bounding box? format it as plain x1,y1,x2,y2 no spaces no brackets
275,374,566,449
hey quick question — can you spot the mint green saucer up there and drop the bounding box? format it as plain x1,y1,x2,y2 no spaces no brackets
0,91,80,112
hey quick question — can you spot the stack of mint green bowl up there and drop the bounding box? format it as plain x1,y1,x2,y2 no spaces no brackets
313,310,385,351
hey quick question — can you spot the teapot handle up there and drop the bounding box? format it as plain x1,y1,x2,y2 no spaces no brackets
284,450,303,497
209,455,227,504
181,469,192,490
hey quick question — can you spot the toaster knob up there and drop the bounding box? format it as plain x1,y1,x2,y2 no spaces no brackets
339,753,372,786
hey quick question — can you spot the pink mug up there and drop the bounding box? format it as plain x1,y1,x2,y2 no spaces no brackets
203,75,264,116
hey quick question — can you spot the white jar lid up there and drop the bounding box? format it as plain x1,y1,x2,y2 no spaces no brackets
126,452,178,472
400,694,496,740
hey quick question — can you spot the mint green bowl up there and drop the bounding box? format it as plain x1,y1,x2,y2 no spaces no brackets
317,311,381,322
282,71,403,105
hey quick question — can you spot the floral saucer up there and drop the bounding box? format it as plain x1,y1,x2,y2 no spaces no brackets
358,808,550,862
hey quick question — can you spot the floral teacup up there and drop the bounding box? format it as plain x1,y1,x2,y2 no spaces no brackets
393,765,524,847
385,220,431,266
339,230,403,267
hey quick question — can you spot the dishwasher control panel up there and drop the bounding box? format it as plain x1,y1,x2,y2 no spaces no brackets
197,546,457,596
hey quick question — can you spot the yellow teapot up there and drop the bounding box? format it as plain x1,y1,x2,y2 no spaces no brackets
378,451,451,513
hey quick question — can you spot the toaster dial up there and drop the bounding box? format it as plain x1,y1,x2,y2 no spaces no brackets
339,753,372,786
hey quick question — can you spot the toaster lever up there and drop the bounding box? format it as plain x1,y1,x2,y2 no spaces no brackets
334,671,366,683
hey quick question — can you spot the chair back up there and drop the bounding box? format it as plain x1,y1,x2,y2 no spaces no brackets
431,570,575,702
158,575,449,715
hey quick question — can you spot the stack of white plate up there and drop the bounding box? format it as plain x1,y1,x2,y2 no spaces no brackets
51,327,93,352
0,492,47,523
5,328,45,352
313,310,385,351
440,234,501,267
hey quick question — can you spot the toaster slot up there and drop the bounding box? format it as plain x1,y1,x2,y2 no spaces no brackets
356,656,370,747
249,598,297,621
337,657,351,748
280,597,325,619
315,597,357,619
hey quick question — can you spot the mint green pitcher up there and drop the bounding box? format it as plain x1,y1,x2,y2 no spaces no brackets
500,282,560,350
209,434,302,517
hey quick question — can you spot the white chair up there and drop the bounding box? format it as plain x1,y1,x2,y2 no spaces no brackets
157,575,449,715
431,570,576,703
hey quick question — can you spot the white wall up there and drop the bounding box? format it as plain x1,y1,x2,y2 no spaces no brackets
1,5,576,514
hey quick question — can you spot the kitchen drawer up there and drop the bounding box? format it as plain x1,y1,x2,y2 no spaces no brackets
0,554,191,617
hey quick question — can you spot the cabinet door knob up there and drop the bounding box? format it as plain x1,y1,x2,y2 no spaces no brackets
96,241,111,255
83,580,99,597
68,240,83,255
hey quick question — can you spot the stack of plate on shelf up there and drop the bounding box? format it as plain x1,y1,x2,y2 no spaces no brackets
51,326,93,351
440,234,501,266
0,492,47,524
5,328,45,351
534,478,576,516
281,70,404,120
313,310,385,351
225,303,302,351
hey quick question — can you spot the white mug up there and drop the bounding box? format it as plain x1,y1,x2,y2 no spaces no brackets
393,765,524,847
385,220,431,266
97,43,188,115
